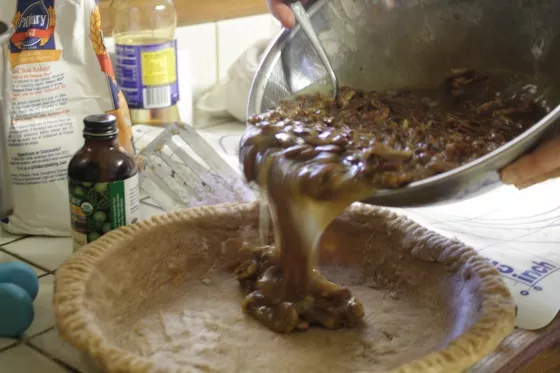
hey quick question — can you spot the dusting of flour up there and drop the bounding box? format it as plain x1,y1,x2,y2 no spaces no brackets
112,271,449,373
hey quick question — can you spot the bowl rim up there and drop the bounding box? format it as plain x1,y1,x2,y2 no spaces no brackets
54,202,516,373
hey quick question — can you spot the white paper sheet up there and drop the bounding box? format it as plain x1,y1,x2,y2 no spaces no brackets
394,181,560,330
133,122,560,330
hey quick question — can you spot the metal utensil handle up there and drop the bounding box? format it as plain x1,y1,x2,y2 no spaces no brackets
289,1,339,99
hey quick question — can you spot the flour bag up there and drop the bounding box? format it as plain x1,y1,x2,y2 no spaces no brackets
1,0,135,236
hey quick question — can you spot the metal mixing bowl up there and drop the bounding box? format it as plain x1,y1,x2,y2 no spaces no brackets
247,0,560,207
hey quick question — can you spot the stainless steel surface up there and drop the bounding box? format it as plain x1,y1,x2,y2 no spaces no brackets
289,0,339,99
138,122,255,212
248,0,560,207
0,21,14,219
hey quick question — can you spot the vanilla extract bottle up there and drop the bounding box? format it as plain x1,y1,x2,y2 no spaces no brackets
67,114,140,251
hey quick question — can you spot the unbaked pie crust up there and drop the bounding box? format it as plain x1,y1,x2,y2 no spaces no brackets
54,202,516,373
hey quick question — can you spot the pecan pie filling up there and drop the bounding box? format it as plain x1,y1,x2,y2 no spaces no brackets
236,69,546,333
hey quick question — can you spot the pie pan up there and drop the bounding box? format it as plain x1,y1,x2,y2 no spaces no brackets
54,202,516,373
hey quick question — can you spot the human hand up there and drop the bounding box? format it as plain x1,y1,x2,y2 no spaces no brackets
500,137,560,189
267,0,308,29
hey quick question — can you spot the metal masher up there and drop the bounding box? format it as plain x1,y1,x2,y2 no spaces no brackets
136,122,256,212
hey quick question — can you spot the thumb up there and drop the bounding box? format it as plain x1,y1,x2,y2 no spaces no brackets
268,1,296,29
514,166,560,190
501,137,560,185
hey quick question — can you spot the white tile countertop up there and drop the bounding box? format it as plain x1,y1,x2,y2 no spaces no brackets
0,199,166,373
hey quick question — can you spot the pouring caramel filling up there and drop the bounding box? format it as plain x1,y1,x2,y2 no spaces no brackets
236,69,546,333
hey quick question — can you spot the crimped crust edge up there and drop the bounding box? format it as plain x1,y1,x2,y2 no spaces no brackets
54,202,516,373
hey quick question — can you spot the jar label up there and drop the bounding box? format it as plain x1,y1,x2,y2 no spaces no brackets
115,40,180,110
68,174,140,251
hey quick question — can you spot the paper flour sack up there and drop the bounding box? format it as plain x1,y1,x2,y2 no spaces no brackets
1,0,135,236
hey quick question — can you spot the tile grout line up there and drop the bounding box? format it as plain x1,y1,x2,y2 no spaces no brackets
214,21,220,84
0,235,30,248
0,341,19,354
27,326,56,341
0,247,55,274
0,325,56,354
26,342,82,373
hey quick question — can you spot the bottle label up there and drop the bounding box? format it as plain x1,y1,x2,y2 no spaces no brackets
68,174,141,251
115,40,180,110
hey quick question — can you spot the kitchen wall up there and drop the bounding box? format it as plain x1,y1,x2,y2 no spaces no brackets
105,14,282,98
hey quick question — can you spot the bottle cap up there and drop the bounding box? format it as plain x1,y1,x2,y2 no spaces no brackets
83,114,119,137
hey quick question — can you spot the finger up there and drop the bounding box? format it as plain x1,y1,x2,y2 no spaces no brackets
268,1,296,29
514,166,560,190
500,137,560,185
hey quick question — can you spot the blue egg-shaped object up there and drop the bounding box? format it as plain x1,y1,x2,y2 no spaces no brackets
0,283,34,338
0,262,39,300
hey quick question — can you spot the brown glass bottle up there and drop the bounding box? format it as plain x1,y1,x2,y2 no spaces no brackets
68,114,141,252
